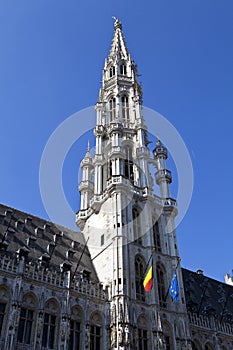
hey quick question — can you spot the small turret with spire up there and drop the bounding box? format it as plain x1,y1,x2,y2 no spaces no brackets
153,138,172,198
78,141,94,213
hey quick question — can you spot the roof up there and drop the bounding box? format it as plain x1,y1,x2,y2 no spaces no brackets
182,268,233,324
0,203,99,282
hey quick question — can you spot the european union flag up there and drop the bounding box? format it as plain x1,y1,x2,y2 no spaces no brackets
169,270,179,303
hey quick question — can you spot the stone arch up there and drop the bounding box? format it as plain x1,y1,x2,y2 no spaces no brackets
21,292,38,309
71,305,83,321
90,311,103,326
44,297,60,314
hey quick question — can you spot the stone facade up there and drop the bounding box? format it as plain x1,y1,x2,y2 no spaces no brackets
0,18,232,350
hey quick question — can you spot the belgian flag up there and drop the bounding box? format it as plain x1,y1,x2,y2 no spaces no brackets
143,259,153,292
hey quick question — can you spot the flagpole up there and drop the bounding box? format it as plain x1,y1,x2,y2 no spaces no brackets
197,279,208,316
165,257,181,301
72,237,89,281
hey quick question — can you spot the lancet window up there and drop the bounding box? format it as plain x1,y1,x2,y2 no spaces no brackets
109,98,116,121
120,63,127,75
121,95,129,120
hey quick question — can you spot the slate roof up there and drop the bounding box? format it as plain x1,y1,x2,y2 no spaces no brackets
0,203,99,282
182,268,233,324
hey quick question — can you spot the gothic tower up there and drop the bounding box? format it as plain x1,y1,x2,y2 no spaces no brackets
76,19,192,349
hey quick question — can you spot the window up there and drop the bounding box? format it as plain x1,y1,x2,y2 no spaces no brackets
124,147,134,181
90,325,101,350
0,303,6,335
42,313,56,349
135,256,145,301
101,234,104,246
109,98,116,121
153,221,161,252
90,312,102,350
156,264,166,308
137,315,149,350
121,96,129,120
17,293,37,346
68,320,81,350
133,207,141,244
109,66,115,77
17,308,34,344
138,329,148,350
42,299,59,349
120,64,127,75
68,306,83,350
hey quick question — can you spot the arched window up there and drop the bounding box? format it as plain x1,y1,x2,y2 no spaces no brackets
68,306,83,350
133,207,141,244
156,263,166,308
109,98,116,121
120,64,127,75
153,220,161,252
135,255,145,301
137,315,149,350
90,312,102,350
109,66,115,78
42,299,60,349
0,286,9,337
17,293,38,345
121,95,129,120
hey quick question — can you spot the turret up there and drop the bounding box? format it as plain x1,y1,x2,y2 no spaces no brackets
79,142,94,210
153,139,172,198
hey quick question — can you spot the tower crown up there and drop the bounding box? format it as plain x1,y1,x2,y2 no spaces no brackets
97,19,142,128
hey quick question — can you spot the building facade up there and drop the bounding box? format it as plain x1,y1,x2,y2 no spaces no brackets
0,19,232,350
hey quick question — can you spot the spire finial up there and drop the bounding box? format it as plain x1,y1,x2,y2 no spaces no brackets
87,139,90,152
112,16,122,30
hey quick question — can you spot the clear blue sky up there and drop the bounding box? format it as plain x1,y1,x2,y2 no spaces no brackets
0,0,233,282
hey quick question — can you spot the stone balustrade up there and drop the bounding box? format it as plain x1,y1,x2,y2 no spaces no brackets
188,312,233,336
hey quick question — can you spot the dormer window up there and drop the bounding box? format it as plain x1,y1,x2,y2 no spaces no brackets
120,64,127,75
109,66,115,78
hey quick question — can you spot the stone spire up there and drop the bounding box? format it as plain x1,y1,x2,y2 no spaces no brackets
108,18,129,61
